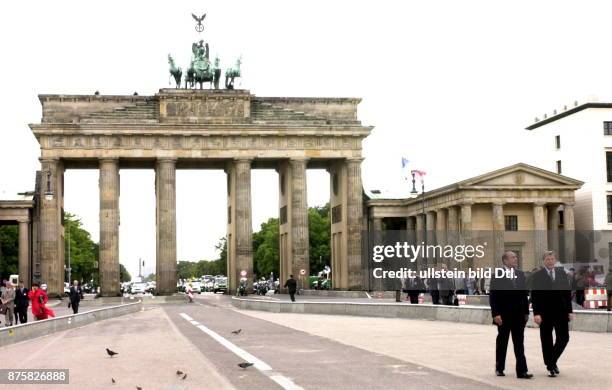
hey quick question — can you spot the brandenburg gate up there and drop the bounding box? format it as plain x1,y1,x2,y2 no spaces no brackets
29,89,372,296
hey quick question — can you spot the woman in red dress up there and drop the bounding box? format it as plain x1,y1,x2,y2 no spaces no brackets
28,283,55,320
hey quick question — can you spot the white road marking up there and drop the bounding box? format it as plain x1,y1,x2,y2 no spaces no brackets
180,312,304,390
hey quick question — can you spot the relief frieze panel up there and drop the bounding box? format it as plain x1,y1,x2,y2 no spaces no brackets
40,134,361,151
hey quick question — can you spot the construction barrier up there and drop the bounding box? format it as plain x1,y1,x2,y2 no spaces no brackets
583,288,608,309
456,294,467,306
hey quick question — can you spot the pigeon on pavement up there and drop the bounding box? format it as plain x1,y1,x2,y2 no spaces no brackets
231,329,242,335
238,362,254,369
106,348,118,357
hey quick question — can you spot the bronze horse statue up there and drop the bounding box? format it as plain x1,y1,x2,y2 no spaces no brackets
167,54,182,88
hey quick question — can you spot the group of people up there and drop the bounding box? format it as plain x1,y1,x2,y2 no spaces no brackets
402,263,479,305
490,250,574,379
0,281,55,326
0,280,85,327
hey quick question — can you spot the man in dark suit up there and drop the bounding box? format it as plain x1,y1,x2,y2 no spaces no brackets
14,281,29,324
489,251,533,379
531,250,573,377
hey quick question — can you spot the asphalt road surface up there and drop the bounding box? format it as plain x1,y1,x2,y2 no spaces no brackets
3,293,610,389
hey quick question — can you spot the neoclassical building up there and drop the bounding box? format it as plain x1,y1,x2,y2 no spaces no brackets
365,163,583,281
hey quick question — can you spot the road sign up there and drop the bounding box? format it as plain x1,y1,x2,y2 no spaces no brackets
300,269,306,275
240,270,247,277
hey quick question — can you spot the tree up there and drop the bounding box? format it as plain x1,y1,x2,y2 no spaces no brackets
177,261,198,279
0,225,18,279
308,204,331,274
119,264,131,282
144,273,156,282
249,203,331,278
252,218,279,277
64,213,99,284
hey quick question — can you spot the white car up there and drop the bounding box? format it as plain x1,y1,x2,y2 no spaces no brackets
190,281,202,293
130,282,147,294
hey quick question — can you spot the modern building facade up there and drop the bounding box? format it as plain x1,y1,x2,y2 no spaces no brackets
527,100,612,272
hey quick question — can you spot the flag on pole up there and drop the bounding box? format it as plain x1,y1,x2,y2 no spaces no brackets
411,169,427,184
401,157,410,180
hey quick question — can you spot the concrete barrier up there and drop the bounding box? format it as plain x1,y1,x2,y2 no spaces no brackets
300,290,369,299
0,301,142,348
231,297,612,333
78,294,186,306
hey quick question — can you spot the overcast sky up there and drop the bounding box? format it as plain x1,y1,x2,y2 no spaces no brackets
2,0,611,278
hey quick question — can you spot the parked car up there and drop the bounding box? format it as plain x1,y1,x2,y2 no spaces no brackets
213,277,227,293
190,281,202,294
130,282,148,294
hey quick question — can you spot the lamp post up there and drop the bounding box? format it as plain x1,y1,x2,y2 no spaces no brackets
66,225,71,285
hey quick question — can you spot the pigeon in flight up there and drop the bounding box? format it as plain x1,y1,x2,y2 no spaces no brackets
111,378,115,384
182,373,187,380
231,329,242,335
176,370,184,375
106,348,118,357
238,362,254,369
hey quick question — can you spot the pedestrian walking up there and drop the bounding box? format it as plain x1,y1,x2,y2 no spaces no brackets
284,274,297,302
186,283,194,303
489,251,532,379
14,281,29,324
1,281,16,327
28,283,55,321
605,269,612,312
68,280,83,314
531,251,573,378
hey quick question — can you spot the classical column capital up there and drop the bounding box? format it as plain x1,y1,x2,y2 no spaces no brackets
156,157,177,164
99,157,119,163
533,201,547,207
346,157,364,164
16,218,30,224
491,200,506,206
563,201,575,208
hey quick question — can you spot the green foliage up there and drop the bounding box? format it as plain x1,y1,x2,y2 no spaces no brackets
308,204,331,274
250,203,331,278
252,218,280,277
144,273,156,282
64,212,99,284
176,237,228,281
119,264,131,283
0,225,18,279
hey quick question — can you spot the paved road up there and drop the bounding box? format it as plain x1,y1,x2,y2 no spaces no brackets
2,293,610,389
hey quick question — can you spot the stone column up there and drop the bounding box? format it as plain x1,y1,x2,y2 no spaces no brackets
18,220,30,287
563,203,576,263
346,158,364,289
39,158,64,297
447,206,459,248
99,159,120,296
460,202,473,268
435,209,447,248
371,216,383,291
415,214,425,267
290,158,309,285
492,202,505,265
547,204,560,257
234,159,253,291
156,158,177,295
533,202,548,266
426,211,436,266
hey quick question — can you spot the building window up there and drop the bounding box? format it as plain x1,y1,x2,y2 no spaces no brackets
555,135,560,149
604,122,612,135
608,152,612,182
608,195,612,223
504,215,518,231
556,160,562,174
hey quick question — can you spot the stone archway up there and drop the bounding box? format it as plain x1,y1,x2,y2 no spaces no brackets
29,89,372,295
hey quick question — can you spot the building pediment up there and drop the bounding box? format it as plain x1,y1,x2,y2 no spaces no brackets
459,163,583,189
